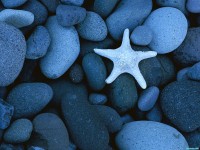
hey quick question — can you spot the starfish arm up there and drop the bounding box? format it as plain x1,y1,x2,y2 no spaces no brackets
136,51,157,61
121,28,131,48
94,48,116,59
129,67,147,89
105,66,121,84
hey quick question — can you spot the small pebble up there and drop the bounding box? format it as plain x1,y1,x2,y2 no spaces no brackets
69,63,84,83
26,26,51,59
0,143,24,150
60,0,84,6
28,146,45,150
186,0,200,13
1,0,28,8
146,104,162,122
187,62,200,80
121,114,134,124
39,0,59,13
0,99,14,130
89,93,107,105
77,11,107,41
185,130,200,148
4,119,33,144
56,4,86,27
138,86,159,111
177,67,190,81
130,25,153,46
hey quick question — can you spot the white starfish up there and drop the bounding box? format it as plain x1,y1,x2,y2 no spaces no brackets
94,29,157,89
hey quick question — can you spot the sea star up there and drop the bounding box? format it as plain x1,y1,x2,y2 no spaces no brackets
94,28,157,89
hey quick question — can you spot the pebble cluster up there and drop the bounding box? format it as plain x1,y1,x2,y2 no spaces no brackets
0,0,200,149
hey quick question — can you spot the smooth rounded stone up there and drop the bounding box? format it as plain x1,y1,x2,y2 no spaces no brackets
67,141,77,150
146,104,162,122
29,113,69,150
121,114,134,124
61,83,109,150
69,63,84,83
173,28,200,67
106,0,152,40
0,143,24,150
138,86,159,111
89,93,107,105
80,37,115,57
187,0,200,13
0,9,34,28
108,74,138,113
26,26,51,59
1,0,27,8
39,0,59,13
116,121,189,150
177,67,190,81
95,105,122,133
0,99,14,129
28,146,45,150
130,25,153,46
4,119,33,143
77,11,107,41
56,5,86,27
185,130,200,148
156,0,187,14
161,81,200,132
187,62,200,80
6,83,53,119
93,0,119,18
144,7,188,54
40,16,80,79
82,53,107,91
60,0,84,6
0,22,26,86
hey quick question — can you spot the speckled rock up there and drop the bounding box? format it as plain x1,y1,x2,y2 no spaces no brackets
69,63,84,83
1,0,28,8
60,0,84,6
186,0,200,13
161,81,200,132
7,83,53,119
82,53,107,91
116,121,189,150
77,11,107,41
187,62,200,80
56,4,86,27
185,130,200,148
29,113,69,150
40,16,80,79
0,22,26,86
93,0,119,18
0,9,34,28
26,26,50,59
177,67,190,81
173,28,200,67
144,7,188,54
39,0,59,13
106,0,152,40
89,93,107,105
4,119,33,143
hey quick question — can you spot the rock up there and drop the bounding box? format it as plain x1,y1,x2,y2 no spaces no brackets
69,63,84,83
1,0,28,8
116,121,189,150
40,16,80,79
138,86,159,111
106,0,152,40
4,119,33,143
146,104,162,122
0,22,26,86
56,4,86,27
26,26,51,59
161,81,200,132
121,114,134,124
0,99,14,129
144,7,188,54
186,0,200,13
77,11,107,41
185,130,200,148
0,9,34,28
173,27,200,67
61,83,109,150
95,105,122,133
177,67,190,81
60,0,84,6
39,0,59,13
7,83,53,119
67,141,77,150
89,93,107,105
29,113,69,150
187,62,200,80
93,0,119,18
0,143,24,150
108,74,138,113
131,25,153,46
28,146,45,150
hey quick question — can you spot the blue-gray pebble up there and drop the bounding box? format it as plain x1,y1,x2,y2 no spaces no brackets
185,130,200,148
89,93,107,105
26,26,51,59
177,67,190,81
39,0,59,13
187,62,200,80
187,0,200,13
146,104,162,122
106,0,152,40
82,53,107,91
1,0,28,8
69,63,84,83
77,11,107,41
0,22,26,86
60,0,84,6
7,83,53,119
56,4,86,27
138,86,159,111
4,119,33,143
